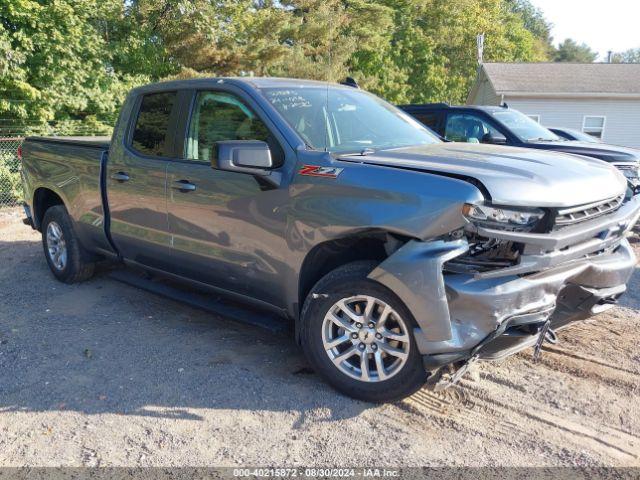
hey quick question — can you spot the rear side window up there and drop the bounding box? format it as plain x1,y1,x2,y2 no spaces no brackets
413,112,439,130
131,92,177,157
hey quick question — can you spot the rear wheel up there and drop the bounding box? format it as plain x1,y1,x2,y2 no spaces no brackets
41,205,95,283
301,261,427,402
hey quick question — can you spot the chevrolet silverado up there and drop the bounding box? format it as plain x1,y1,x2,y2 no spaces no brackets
21,78,640,402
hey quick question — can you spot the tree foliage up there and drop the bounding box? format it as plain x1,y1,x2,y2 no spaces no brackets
612,48,640,64
1,0,556,134
553,39,598,63
0,0,148,133
366,0,548,104
505,0,554,58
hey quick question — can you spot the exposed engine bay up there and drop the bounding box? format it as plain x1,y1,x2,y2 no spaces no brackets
445,235,520,274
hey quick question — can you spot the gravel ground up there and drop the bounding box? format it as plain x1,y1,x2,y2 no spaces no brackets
0,207,639,467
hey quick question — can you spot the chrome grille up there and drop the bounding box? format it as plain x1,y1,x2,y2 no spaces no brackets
555,195,625,227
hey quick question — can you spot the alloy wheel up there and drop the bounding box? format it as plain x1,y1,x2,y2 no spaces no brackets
46,221,67,271
321,295,411,382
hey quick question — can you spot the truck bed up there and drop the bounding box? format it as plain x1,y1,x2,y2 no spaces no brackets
21,135,113,257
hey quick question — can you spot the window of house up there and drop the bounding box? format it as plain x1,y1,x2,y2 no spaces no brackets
185,91,280,163
583,116,606,139
131,92,177,157
527,115,541,123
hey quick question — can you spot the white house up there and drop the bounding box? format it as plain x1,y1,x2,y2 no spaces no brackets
467,63,640,148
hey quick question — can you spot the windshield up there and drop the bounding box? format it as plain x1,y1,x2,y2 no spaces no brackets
563,129,601,143
260,86,440,153
491,110,561,142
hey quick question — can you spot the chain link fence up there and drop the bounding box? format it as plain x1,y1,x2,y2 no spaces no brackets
0,120,114,208
0,137,24,208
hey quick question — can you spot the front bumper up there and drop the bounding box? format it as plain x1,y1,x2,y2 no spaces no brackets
427,239,635,364
369,195,640,365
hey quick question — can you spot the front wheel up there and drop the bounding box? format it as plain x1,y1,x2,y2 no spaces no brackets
300,262,427,402
41,205,95,283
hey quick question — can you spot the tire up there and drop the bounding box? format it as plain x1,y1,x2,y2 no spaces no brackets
300,261,427,402
41,205,95,283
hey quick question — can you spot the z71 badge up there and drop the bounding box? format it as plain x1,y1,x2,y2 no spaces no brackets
298,165,344,178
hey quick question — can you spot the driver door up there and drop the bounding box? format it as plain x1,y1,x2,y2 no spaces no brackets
444,113,507,144
165,89,288,304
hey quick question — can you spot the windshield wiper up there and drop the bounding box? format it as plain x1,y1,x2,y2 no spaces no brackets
340,147,376,157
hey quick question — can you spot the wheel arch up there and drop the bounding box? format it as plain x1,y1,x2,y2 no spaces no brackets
32,187,66,231
294,230,413,342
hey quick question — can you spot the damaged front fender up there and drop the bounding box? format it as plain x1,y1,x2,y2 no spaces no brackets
368,239,468,343
369,235,637,360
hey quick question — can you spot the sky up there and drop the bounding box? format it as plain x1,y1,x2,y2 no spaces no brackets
530,0,640,60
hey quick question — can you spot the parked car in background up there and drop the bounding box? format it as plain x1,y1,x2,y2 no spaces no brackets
548,127,602,143
19,79,640,402
400,104,640,193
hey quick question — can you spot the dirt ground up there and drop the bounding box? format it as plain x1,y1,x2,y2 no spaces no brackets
0,207,638,467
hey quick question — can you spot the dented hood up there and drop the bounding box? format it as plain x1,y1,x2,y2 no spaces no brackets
340,143,627,208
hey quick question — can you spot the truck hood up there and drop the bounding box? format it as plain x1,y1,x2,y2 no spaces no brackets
339,143,627,208
527,141,640,164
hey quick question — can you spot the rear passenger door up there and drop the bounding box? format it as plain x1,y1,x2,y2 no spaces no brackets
165,88,290,305
107,91,180,270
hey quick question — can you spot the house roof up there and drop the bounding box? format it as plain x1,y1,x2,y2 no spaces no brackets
481,63,640,98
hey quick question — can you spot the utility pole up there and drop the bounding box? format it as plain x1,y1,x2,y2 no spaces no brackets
477,33,485,65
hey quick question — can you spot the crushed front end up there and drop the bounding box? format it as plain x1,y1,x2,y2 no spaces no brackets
369,193,640,388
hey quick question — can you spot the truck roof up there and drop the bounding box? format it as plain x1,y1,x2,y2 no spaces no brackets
131,77,355,95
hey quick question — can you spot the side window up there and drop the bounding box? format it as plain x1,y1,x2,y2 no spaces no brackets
444,113,503,143
413,112,439,130
131,92,177,157
186,91,279,163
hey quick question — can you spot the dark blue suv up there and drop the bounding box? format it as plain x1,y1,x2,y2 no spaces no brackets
399,103,640,192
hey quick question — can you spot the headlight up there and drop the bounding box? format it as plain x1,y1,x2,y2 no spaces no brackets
463,203,545,231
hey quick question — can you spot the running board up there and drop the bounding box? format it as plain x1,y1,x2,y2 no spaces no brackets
108,269,289,334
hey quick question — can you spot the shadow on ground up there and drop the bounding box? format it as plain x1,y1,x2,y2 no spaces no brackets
0,239,372,423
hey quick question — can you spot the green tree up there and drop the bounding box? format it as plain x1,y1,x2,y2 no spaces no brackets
129,0,394,83
127,0,279,76
0,0,558,135
354,0,547,104
0,0,148,134
553,39,597,63
277,0,395,83
612,48,640,63
505,0,554,58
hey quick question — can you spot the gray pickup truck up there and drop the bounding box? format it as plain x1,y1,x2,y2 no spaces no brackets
21,78,640,402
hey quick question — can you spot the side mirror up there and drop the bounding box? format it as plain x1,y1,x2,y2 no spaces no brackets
482,132,507,145
213,140,273,175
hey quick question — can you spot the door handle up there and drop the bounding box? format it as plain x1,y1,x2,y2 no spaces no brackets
172,179,197,192
111,171,130,182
